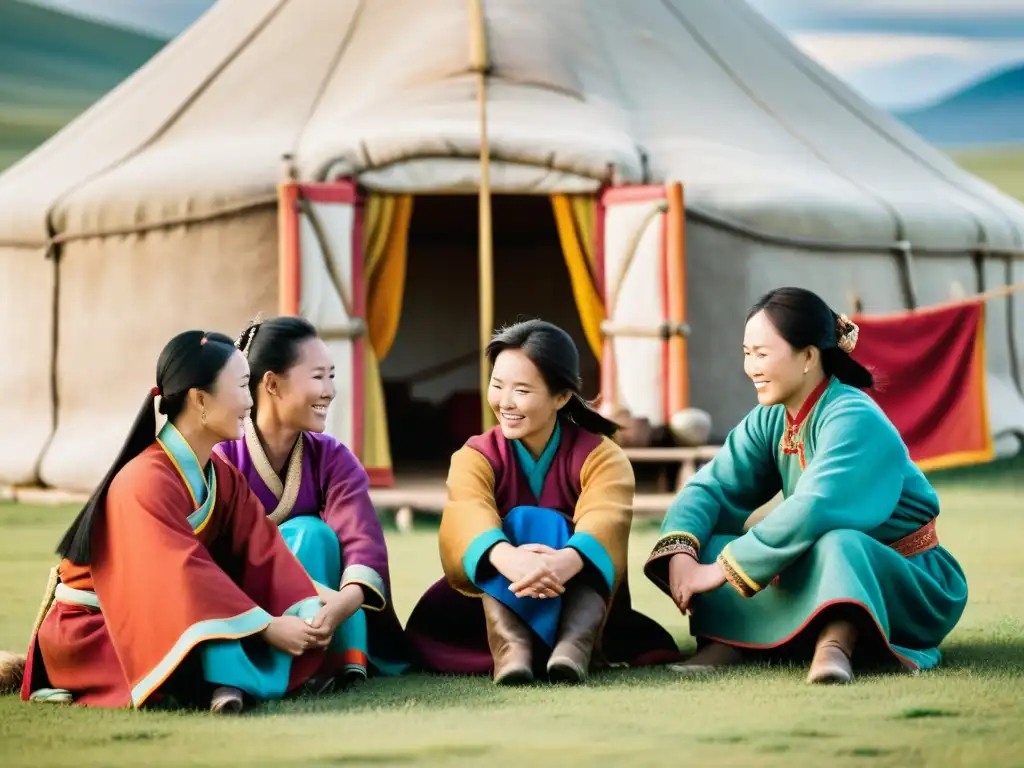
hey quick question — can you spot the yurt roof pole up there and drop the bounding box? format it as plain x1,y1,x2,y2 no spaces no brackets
469,0,496,430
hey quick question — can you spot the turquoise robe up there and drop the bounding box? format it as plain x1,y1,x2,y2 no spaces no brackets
645,377,968,671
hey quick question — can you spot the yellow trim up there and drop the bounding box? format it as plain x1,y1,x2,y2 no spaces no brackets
656,530,700,551
156,436,199,507
719,545,761,594
340,579,386,612
156,424,216,535
192,491,215,537
131,609,273,708
648,530,701,560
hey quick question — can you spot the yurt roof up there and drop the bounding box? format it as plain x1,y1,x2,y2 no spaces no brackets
0,0,1022,254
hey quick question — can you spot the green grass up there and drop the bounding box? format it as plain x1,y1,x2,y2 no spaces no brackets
1,486,1023,767
952,148,1024,203
0,0,164,170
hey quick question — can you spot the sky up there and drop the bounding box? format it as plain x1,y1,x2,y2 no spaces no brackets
21,0,1024,111
747,0,1024,108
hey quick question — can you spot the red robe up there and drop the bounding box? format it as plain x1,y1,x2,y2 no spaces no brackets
22,444,325,708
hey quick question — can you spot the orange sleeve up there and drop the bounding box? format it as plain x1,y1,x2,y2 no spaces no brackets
438,446,504,596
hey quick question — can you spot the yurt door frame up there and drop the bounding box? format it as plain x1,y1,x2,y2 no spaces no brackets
598,182,689,428
276,177,689,482
277,179,369,475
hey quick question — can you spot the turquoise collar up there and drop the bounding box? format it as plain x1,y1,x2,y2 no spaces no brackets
513,421,561,500
155,421,217,534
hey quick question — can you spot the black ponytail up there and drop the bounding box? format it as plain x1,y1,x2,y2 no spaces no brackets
821,347,874,389
748,287,875,390
56,330,238,564
56,392,158,564
486,319,618,437
560,393,618,437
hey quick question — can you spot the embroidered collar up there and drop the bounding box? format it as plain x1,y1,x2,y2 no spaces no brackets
780,376,832,456
155,421,216,534
244,418,304,525
513,421,561,500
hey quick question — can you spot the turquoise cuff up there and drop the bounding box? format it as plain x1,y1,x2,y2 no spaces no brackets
341,564,388,611
284,596,323,622
566,532,615,593
462,528,511,585
129,606,273,707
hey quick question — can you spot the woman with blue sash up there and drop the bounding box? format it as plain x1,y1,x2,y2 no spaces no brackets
405,320,680,683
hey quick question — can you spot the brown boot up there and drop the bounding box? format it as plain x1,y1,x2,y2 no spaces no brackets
668,641,744,676
546,583,607,684
482,595,534,685
807,619,857,684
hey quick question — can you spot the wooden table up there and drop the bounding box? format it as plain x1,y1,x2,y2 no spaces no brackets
622,445,721,493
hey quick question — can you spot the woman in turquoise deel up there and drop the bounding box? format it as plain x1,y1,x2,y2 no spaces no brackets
644,287,968,684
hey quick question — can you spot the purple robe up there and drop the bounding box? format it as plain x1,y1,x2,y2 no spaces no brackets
216,430,408,671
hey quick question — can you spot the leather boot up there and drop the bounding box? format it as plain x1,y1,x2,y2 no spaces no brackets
807,619,857,684
482,595,534,685
210,685,244,714
668,641,744,677
546,583,607,684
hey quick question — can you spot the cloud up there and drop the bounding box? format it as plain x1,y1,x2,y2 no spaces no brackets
748,0,1024,37
791,32,1024,108
791,32,1022,73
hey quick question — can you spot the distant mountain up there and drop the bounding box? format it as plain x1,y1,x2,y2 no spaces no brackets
843,55,1014,112
895,64,1024,147
0,0,166,170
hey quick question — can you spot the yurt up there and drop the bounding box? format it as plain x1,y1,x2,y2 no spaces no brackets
1,0,1022,493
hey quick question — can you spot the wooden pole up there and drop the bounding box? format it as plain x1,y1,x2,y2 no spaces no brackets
665,182,688,412
468,0,495,430
277,155,300,316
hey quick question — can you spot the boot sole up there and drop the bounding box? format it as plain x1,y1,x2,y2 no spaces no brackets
547,658,587,685
807,665,854,685
494,668,535,686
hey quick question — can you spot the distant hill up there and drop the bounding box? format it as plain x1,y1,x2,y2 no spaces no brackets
895,63,1024,147
0,0,166,170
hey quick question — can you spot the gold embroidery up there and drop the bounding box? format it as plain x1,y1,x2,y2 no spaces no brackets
244,418,304,525
647,532,700,564
779,378,832,460
718,548,760,598
890,519,938,558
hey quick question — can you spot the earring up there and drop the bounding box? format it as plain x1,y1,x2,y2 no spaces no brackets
201,407,207,426
803,368,809,374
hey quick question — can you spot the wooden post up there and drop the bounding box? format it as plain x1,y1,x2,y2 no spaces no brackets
665,182,688,412
277,155,300,316
468,0,495,430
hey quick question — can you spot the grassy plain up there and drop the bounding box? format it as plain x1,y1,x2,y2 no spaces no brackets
1,477,1022,767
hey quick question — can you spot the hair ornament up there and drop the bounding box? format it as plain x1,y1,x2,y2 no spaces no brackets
836,313,859,354
234,313,264,360
151,386,160,397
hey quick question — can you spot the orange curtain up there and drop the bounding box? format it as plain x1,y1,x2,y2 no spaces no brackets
361,194,414,485
551,194,604,361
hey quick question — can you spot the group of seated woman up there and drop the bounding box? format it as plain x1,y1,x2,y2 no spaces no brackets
0,287,967,713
